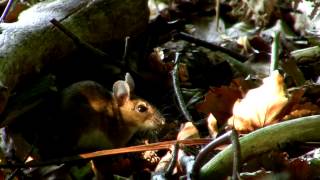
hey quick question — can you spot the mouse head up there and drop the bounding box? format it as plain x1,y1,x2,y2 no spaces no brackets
112,73,165,130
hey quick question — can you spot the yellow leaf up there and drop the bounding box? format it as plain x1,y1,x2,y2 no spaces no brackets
228,70,289,132
207,113,218,138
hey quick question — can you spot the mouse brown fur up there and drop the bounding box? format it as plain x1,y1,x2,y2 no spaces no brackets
59,73,165,152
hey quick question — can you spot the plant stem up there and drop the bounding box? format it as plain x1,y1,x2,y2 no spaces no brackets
270,31,280,74
199,115,320,179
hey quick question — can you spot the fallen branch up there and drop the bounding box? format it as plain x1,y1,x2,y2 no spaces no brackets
50,18,109,59
0,0,149,114
199,115,320,179
174,32,247,62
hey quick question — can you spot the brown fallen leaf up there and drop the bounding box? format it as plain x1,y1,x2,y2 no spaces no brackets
283,101,320,120
196,85,242,125
148,48,174,74
177,122,200,140
227,70,289,132
287,158,311,180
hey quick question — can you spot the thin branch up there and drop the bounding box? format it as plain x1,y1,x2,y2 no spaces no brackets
6,146,35,180
0,138,213,169
215,0,220,32
171,52,193,122
310,3,320,19
151,143,180,179
173,32,247,62
165,143,179,177
192,131,232,179
122,36,130,62
50,18,109,59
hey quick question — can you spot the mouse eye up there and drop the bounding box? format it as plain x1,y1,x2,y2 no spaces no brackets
137,104,148,113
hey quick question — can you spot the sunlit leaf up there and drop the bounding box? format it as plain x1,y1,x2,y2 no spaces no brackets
207,113,218,139
227,70,289,132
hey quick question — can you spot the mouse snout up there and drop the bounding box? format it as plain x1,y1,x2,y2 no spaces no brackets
154,111,166,126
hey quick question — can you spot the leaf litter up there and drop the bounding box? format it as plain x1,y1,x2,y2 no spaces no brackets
1,0,320,179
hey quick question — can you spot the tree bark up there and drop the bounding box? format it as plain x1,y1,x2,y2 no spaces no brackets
0,0,149,113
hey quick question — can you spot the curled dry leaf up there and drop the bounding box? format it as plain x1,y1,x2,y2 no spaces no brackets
177,122,200,140
227,70,289,132
207,113,218,139
148,48,174,74
154,150,174,175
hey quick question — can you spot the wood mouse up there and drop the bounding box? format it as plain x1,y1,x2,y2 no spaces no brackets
58,73,165,153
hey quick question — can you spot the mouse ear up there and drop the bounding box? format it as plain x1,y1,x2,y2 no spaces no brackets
125,73,135,92
113,80,130,106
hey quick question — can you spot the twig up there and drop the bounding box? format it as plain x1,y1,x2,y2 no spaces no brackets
171,52,193,122
215,51,257,76
0,0,14,22
173,32,247,62
122,36,130,62
191,131,233,179
1,99,44,127
230,129,241,180
215,0,220,32
310,3,320,19
151,143,180,179
6,146,35,180
1,75,56,127
0,138,213,169
122,36,132,73
165,143,179,177
50,18,109,59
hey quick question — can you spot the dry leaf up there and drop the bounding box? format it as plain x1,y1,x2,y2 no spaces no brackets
177,122,200,140
207,113,218,139
178,63,189,83
227,70,289,132
148,48,173,74
196,85,242,124
287,158,311,179
283,102,320,120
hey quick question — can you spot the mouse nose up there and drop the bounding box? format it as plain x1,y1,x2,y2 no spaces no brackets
156,115,165,126
160,118,165,125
